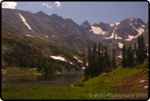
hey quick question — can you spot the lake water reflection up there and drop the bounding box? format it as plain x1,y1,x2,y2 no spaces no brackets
1,70,84,88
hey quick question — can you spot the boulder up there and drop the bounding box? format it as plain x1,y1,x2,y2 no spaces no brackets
140,80,146,83
102,72,106,76
70,84,74,87
1,69,6,76
144,85,148,89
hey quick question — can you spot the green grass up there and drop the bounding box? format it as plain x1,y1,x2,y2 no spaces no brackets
2,66,144,100
2,59,148,99
5,67,39,75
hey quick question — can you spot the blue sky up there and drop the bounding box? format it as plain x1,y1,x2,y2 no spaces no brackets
2,1,149,25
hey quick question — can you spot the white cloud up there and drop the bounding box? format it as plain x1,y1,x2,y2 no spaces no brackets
2,1,17,9
54,1,62,8
41,2,53,9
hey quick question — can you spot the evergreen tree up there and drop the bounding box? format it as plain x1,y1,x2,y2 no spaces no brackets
112,49,116,68
140,35,147,63
104,46,111,72
92,43,97,74
87,46,92,75
137,35,147,64
126,44,134,68
82,52,86,69
97,42,103,74
137,36,142,64
121,40,127,68
134,42,138,65
82,52,87,75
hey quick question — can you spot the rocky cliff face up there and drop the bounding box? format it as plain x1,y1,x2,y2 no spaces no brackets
2,8,148,56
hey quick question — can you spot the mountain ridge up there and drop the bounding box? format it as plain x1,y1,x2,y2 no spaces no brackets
2,8,148,57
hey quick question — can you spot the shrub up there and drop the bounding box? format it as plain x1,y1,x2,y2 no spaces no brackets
74,80,84,87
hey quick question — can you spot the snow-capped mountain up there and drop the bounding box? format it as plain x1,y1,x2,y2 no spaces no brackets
2,8,148,57
80,18,146,42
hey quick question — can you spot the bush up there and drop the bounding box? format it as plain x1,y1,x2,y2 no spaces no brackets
74,80,84,87
143,59,148,68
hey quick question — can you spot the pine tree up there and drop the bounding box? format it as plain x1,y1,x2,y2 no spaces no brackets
137,36,142,64
87,46,92,75
97,42,103,74
140,35,147,63
137,35,147,64
112,49,116,68
104,46,111,72
82,52,86,69
121,40,127,68
82,52,87,75
126,44,134,68
134,42,138,65
92,43,97,74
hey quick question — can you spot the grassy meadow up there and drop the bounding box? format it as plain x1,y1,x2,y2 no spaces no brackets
2,60,149,100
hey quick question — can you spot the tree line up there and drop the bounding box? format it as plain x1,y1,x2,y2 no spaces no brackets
82,42,116,77
121,35,148,68
2,37,81,74
83,34,148,77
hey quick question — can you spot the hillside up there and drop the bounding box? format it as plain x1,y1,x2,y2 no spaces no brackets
2,29,84,74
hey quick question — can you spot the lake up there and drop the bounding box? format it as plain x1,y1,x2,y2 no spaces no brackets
1,70,84,88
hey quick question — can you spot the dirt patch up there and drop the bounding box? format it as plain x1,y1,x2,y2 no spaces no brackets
113,72,149,100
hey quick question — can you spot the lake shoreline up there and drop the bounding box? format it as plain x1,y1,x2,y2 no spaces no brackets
2,68,83,77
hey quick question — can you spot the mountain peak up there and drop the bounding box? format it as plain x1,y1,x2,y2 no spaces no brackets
81,20,91,26
36,11,45,15
80,20,91,31
35,11,48,17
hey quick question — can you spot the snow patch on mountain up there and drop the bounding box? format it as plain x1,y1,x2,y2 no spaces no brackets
125,35,135,41
130,23,132,26
73,56,83,63
18,13,32,30
82,67,85,69
90,26,106,35
118,43,123,48
50,56,67,62
45,35,49,38
73,56,78,59
26,34,34,37
115,22,120,26
52,35,55,37
110,23,115,27
105,28,116,39
118,52,122,59
105,32,114,39
130,25,145,38
50,56,74,65
115,34,122,39
141,25,146,27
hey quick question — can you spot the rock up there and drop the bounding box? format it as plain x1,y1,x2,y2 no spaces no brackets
144,85,148,89
29,68,37,70
102,72,106,76
140,80,146,83
70,84,74,87
1,69,6,76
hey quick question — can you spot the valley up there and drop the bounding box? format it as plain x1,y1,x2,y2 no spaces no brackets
1,7,149,100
